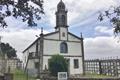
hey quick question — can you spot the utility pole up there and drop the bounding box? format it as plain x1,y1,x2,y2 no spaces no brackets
36,34,41,80
36,27,44,80
39,27,44,79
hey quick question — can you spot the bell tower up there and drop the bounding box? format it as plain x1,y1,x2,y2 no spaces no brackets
55,0,68,40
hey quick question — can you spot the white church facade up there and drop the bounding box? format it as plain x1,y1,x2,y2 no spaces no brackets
23,0,85,77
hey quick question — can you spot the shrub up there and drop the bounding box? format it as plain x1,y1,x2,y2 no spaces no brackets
48,54,68,77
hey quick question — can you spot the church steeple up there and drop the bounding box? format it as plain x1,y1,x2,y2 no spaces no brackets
57,0,65,11
55,0,68,30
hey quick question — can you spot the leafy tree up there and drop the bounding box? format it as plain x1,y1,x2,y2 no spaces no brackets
48,54,68,77
0,42,17,58
98,6,120,36
0,0,44,28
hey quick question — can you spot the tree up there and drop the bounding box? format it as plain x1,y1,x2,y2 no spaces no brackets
0,42,17,58
98,6,120,36
0,0,44,28
48,54,68,77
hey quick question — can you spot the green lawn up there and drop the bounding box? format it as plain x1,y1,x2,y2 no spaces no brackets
84,74,111,78
13,69,36,80
12,69,114,80
80,73,113,78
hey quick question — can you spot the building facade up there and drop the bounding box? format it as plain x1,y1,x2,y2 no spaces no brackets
23,0,84,77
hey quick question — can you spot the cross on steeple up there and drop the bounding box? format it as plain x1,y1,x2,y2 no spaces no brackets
41,27,43,34
81,33,83,38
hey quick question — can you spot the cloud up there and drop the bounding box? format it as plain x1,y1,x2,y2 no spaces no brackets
62,0,118,26
0,29,49,59
44,0,117,26
94,26,113,36
0,0,120,60
84,36,120,59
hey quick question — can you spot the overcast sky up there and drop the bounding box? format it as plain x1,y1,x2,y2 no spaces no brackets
0,0,120,60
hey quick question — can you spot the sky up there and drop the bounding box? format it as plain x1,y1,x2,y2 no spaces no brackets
0,0,120,60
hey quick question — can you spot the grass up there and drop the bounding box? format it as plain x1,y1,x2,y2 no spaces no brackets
80,73,114,78
12,70,114,80
13,69,36,80
84,74,111,78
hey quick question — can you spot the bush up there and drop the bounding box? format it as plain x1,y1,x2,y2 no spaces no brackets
48,54,68,77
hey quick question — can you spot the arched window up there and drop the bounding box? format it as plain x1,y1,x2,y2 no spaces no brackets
61,15,65,25
60,42,68,53
62,32,65,37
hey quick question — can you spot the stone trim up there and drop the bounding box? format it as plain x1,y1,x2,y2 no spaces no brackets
67,28,69,41
44,31,59,37
55,25,69,29
43,55,82,57
68,32,82,40
81,38,85,75
59,27,61,40
44,38,81,43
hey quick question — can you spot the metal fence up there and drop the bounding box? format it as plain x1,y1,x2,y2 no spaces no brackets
40,77,120,80
84,58,120,77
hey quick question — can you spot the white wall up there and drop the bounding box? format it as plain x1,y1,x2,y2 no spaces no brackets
44,32,59,40
43,37,83,74
43,56,83,75
69,57,83,74
44,39,82,56
59,27,68,40
67,42,82,56
44,40,60,55
68,34,81,42
27,59,35,69
43,56,51,70
23,42,37,68
23,31,84,75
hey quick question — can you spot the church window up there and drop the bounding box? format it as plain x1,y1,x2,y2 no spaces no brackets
59,5,65,10
35,62,39,69
29,52,34,58
61,15,65,25
62,32,65,37
29,52,33,58
74,59,79,69
60,42,68,53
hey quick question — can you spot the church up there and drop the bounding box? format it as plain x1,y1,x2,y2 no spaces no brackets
23,0,85,77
